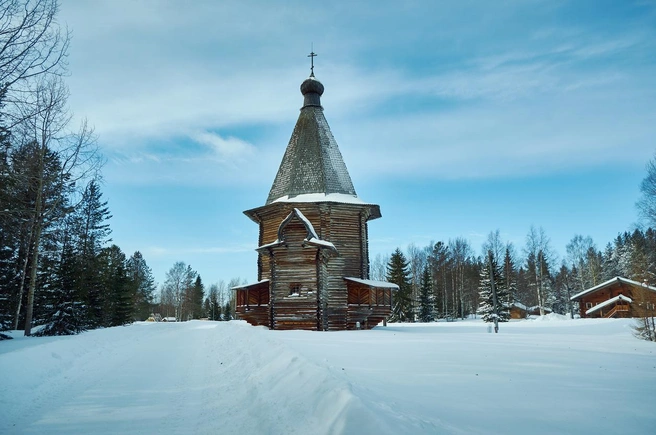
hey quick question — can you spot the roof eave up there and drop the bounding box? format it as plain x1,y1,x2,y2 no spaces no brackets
570,276,656,301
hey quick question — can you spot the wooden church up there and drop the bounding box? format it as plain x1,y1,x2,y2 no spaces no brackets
234,61,397,331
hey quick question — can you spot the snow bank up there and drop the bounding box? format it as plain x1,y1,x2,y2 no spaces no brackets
2,318,655,434
530,312,570,322
0,321,392,435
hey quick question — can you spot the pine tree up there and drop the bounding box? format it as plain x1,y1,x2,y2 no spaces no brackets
0,103,18,331
223,301,233,321
552,264,573,315
601,243,620,280
76,180,111,259
35,242,86,336
387,248,413,322
207,283,222,321
417,265,435,322
71,180,112,328
501,247,517,305
126,251,156,321
191,276,205,319
99,245,132,326
429,241,450,319
477,251,510,323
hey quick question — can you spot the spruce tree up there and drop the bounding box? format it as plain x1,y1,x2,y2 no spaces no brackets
502,247,517,305
126,251,156,321
477,251,510,323
0,104,17,332
35,243,86,336
191,276,205,319
429,241,450,319
417,265,435,322
387,248,413,322
99,245,132,326
207,283,221,320
223,301,233,321
71,180,112,328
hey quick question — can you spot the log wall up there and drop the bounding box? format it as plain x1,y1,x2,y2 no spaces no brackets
578,282,656,318
246,201,385,330
235,282,271,327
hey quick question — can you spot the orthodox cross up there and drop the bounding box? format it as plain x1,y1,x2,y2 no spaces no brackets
308,49,317,76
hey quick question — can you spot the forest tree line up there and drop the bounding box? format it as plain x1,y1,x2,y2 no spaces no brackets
379,225,656,324
0,0,166,336
379,146,656,325
156,261,240,323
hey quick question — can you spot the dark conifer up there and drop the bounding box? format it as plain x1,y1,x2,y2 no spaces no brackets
417,265,435,322
477,251,510,323
126,251,156,321
387,248,413,322
191,276,205,319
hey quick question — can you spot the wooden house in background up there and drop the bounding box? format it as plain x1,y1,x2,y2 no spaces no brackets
234,70,398,330
509,302,552,319
570,276,656,318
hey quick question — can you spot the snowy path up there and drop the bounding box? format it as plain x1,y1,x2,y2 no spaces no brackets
0,322,387,434
1,318,655,434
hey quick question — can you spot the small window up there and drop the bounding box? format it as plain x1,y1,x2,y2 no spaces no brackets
585,302,592,309
289,283,302,296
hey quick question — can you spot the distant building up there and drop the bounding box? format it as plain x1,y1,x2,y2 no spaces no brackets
510,302,528,319
570,276,656,318
509,302,552,319
234,66,397,330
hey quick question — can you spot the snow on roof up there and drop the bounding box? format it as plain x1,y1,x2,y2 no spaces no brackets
529,305,552,313
570,276,656,301
585,294,632,315
232,279,270,290
294,208,319,239
344,277,399,290
271,192,368,205
258,239,280,250
256,209,336,252
512,302,528,310
305,237,336,250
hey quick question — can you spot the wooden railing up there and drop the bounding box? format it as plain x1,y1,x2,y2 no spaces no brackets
604,304,630,318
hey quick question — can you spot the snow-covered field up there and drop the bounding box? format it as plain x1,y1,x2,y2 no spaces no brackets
1,316,655,434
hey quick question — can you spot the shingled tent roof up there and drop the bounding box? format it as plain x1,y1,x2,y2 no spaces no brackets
266,75,358,205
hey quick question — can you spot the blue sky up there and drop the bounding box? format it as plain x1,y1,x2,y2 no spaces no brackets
58,0,656,287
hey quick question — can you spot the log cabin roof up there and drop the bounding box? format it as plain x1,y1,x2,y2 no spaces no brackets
570,276,656,301
585,294,632,315
256,208,337,253
231,279,270,291
344,277,400,290
244,198,381,224
265,75,358,205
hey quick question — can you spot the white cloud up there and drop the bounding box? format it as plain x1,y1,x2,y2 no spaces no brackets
190,132,255,159
57,0,656,185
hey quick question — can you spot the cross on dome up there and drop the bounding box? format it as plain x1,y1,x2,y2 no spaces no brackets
308,49,317,77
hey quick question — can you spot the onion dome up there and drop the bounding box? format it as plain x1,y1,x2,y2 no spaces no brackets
301,76,324,107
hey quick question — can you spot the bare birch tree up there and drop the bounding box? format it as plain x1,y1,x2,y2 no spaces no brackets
14,76,98,335
637,153,656,228
524,226,555,316
0,0,69,121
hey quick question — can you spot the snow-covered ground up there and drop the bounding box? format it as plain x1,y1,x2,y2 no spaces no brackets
1,316,655,434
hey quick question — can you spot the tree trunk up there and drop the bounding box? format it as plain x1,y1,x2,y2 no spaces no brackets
13,220,34,330
23,145,45,336
23,220,42,336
